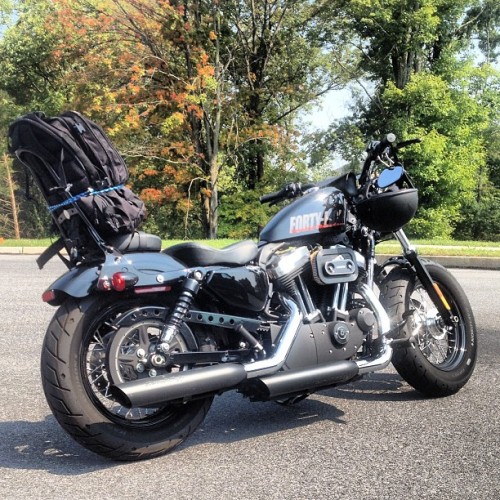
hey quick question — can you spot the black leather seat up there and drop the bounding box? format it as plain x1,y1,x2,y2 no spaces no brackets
163,240,258,267
109,231,162,253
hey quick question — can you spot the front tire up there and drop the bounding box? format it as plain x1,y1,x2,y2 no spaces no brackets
379,260,477,397
41,296,213,461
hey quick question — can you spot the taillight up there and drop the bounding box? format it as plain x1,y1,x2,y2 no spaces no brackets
111,272,139,292
42,289,57,303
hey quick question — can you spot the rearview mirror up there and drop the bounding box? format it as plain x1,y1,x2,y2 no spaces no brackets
377,166,403,189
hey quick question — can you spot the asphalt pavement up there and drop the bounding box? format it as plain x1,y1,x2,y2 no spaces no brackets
0,256,499,499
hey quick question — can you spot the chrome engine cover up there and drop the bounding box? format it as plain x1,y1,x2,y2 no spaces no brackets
267,246,310,281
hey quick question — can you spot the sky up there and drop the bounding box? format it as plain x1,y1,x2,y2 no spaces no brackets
307,87,353,130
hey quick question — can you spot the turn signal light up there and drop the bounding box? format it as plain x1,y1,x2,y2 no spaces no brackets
111,272,139,292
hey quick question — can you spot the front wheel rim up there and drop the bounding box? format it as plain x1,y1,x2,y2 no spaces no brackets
409,283,467,371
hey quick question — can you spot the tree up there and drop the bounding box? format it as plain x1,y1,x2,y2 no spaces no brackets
223,0,352,188
31,0,353,238
313,0,500,238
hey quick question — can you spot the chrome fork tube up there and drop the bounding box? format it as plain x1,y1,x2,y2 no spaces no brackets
394,229,416,254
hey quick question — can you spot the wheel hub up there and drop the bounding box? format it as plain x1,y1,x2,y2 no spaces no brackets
106,306,190,386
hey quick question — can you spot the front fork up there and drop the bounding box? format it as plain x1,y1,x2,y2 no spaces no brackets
393,230,457,327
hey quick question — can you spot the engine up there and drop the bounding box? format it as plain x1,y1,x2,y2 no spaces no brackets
266,244,374,362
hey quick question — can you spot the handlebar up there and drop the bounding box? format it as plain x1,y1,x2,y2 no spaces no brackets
260,134,421,204
396,138,422,149
365,133,397,160
260,182,315,205
260,188,286,204
361,134,421,185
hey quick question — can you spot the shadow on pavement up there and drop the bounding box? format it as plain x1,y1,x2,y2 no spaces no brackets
0,415,111,475
0,373,422,472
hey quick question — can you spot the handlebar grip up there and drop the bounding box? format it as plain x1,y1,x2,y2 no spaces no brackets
397,138,422,148
366,134,397,158
260,189,284,204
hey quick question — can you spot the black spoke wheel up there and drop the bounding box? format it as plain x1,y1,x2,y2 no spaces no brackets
379,260,477,397
41,296,213,461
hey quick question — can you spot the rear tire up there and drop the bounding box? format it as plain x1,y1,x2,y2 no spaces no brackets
379,261,477,397
41,296,213,461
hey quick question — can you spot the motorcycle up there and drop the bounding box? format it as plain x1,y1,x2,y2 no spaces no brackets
39,134,477,460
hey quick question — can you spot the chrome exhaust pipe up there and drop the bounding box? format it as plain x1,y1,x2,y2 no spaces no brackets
243,297,303,378
241,286,393,401
111,287,391,408
110,296,303,407
355,283,393,374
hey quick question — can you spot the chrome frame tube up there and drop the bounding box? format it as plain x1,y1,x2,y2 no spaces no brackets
296,275,316,315
244,297,303,378
339,282,348,312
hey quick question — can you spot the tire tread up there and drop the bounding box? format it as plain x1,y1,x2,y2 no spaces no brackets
40,297,213,461
379,262,476,398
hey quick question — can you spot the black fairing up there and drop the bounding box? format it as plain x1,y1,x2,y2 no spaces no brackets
260,187,346,243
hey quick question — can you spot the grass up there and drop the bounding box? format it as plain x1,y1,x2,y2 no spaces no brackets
377,238,500,257
1,236,499,257
0,237,240,249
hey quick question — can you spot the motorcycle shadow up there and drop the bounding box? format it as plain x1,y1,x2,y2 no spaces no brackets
0,416,111,475
184,372,422,449
321,371,425,402
0,375,422,471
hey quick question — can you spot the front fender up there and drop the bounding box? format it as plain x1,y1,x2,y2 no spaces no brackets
43,252,189,306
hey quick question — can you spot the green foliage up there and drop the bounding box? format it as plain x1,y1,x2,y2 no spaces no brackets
453,192,500,242
0,0,73,114
0,0,498,241
217,189,272,239
312,0,500,240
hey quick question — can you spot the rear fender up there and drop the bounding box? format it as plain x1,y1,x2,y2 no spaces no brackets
43,252,189,306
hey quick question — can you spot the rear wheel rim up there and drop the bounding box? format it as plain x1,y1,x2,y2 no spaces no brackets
81,302,193,427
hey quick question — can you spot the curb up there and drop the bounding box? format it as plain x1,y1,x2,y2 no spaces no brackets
0,247,498,270
376,254,500,270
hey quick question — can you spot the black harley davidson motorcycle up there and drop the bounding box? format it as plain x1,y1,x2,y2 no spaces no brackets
39,134,476,460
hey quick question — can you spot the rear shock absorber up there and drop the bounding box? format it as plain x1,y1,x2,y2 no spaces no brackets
159,273,203,353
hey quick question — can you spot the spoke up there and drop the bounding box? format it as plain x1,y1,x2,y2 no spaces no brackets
90,372,106,386
85,312,175,423
88,363,105,376
103,320,119,332
93,330,107,348
436,340,447,362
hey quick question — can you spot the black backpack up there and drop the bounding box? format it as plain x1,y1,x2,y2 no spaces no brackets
8,111,146,266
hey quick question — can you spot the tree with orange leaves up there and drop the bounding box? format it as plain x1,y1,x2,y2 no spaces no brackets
0,0,352,239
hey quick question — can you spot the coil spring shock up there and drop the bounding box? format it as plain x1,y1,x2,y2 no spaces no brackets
159,275,201,353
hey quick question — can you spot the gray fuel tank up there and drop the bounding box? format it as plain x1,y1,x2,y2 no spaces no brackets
260,187,346,243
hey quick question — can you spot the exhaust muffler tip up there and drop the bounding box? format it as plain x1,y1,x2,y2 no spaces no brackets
241,360,359,401
111,363,248,407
